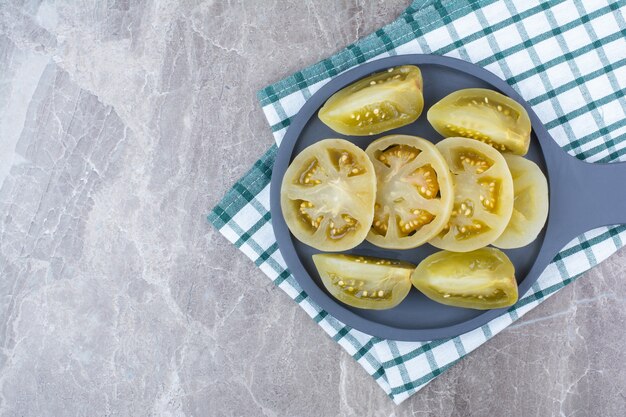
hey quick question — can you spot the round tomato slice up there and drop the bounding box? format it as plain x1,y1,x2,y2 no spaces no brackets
427,88,532,155
429,137,514,252
312,254,414,310
364,135,454,249
280,139,376,251
493,155,549,249
411,248,518,310
318,65,424,136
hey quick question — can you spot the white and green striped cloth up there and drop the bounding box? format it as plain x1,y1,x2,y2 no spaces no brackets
209,0,626,404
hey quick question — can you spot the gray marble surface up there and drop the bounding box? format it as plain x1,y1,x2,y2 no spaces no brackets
0,1,624,416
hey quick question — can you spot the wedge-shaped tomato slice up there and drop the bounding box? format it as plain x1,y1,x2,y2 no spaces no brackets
318,66,424,136
411,248,518,310
280,139,376,251
493,155,549,249
365,135,454,249
429,137,514,252
427,88,531,155
313,254,414,310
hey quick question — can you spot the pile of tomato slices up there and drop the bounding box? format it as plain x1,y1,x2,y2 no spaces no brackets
280,65,549,311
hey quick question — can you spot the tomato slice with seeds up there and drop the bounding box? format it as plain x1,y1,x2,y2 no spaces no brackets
427,88,532,155
318,66,424,136
411,248,518,310
280,139,376,251
429,137,514,252
493,155,549,249
364,135,454,249
313,254,414,310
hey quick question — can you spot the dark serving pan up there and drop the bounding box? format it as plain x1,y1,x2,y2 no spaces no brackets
270,54,626,341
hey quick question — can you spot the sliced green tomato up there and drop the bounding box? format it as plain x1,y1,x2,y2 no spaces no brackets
493,155,549,249
365,135,454,249
280,139,376,251
429,137,514,252
313,254,414,310
427,88,532,155
318,65,424,136
411,248,518,310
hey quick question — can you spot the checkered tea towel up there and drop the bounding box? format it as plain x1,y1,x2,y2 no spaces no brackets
209,0,626,404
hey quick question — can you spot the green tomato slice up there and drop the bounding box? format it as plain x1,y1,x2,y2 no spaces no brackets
411,248,518,310
313,254,414,310
493,155,549,249
318,65,424,136
429,137,514,252
281,139,376,251
365,135,454,249
427,88,531,155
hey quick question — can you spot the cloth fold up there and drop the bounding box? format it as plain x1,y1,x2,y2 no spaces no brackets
209,0,626,404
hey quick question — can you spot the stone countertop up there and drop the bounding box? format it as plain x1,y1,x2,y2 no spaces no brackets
0,1,624,416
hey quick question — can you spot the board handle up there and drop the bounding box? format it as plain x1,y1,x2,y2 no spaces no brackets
557,156,626,232
537,153,626,268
